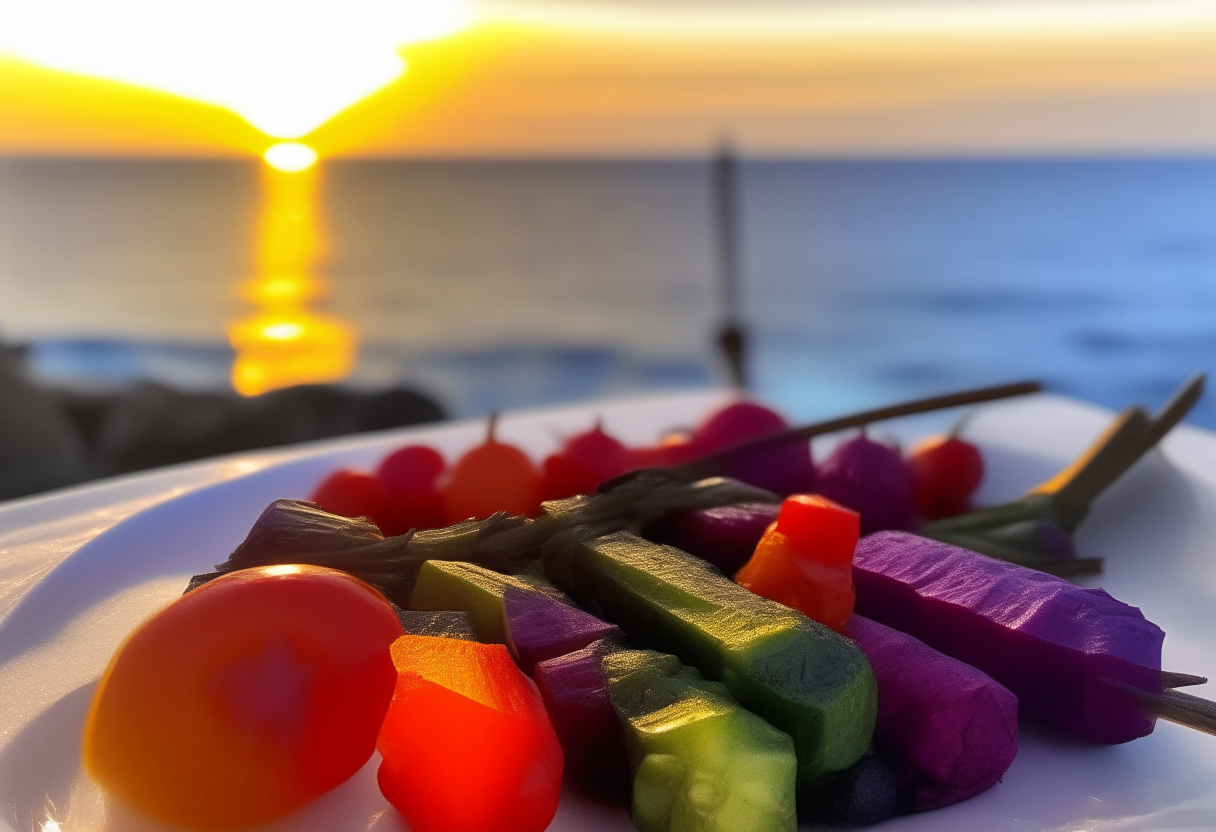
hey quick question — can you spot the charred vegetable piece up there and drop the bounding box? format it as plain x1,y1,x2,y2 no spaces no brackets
735,494,859,632
544,530,876,786
190,476,779,602
187,500,534,606
853,531,1163,744
844,614,1018,811
797,750,898,827
393,607,480,641
377,635,563,832
604,646,798,832
644,502,780,576
502,586,622,673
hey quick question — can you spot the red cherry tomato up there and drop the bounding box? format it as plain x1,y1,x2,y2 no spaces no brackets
82,565,404,829
377,445,447,534
309,469,392,531
907,435,984,519
541,423,631,500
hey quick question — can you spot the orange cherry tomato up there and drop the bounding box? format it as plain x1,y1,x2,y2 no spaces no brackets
82,565,404,829
443,416,541,523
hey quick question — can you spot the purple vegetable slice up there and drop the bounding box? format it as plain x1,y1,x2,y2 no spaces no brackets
502,585,623,673
852,531,1163,744
533,639,630,784
644,502,781,576
844,614,1018,811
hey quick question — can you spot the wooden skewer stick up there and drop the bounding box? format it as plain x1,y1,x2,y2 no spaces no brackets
1108,677,1216,737
655,380,1043,485
1162,671,1209,689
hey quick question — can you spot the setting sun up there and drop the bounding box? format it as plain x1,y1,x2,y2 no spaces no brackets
0,0,469,139
264,142,318,172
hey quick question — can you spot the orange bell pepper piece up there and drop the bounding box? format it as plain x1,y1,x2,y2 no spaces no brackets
734,494,860,632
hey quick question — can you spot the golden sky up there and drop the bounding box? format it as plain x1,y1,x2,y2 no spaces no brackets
2,1,1216,157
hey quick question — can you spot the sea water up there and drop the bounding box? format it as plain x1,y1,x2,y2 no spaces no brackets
1,158,1213,427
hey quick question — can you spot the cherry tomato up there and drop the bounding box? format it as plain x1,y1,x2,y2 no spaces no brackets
377,445,447,534
82,565,404,829
309,469,392,531
907,435,984,519
443,417,541,523
540,423,631,500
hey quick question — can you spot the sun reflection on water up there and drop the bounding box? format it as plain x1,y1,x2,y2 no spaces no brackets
229,153,356,397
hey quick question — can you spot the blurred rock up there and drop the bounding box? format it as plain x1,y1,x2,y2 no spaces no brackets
0,339,445,501
84,382,445,476
0,347,94,500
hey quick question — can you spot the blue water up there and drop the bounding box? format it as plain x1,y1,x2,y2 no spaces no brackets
740,159,1216,427
3,157,1214,427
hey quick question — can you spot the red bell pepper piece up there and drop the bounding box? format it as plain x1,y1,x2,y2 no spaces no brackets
376,635,563,832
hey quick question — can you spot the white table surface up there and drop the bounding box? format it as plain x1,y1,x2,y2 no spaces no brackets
3,389,1216,832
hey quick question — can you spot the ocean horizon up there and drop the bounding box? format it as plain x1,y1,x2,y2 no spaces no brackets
2,156,1214,426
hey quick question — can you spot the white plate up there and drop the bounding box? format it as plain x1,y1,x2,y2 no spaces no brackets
3,390,1216,832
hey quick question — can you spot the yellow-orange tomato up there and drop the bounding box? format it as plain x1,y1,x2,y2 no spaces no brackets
82,565,404,829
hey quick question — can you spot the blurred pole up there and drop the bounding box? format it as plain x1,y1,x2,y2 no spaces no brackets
713,142,747,389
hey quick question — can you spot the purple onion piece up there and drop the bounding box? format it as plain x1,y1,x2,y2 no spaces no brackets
817,434,913,534
644,502,781,576
502,585,623,673
845,614,1018,812
853,531,1163,744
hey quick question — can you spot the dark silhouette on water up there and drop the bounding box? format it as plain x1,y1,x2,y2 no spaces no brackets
0,343,444,500
713,143,747,390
